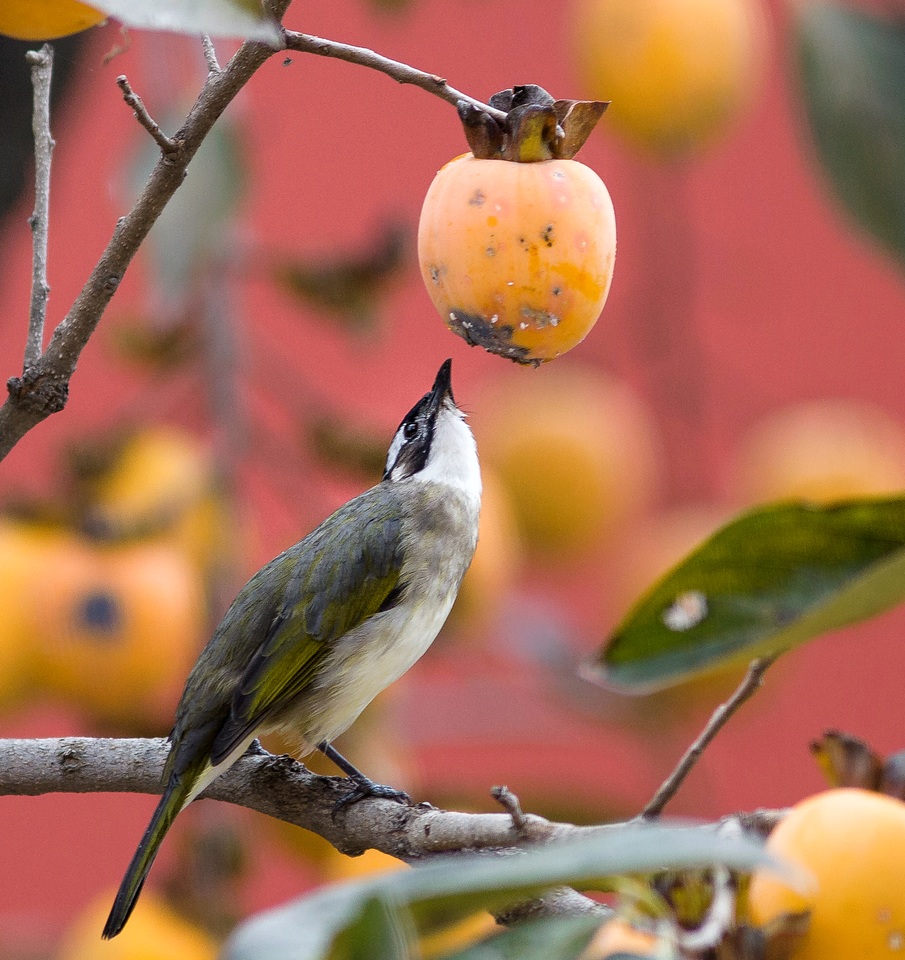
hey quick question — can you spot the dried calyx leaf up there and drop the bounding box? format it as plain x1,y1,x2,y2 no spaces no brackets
458,84,608,161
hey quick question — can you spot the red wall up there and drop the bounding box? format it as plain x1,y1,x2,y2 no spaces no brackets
2,0,905,950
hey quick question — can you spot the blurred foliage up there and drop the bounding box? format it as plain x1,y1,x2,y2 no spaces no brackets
276,222,409,335
225,826,772,960
795,2,905,269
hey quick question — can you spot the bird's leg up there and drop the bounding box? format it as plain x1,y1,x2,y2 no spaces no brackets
316,741,411,811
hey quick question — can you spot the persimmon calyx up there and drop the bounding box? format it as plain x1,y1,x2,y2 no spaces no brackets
457,84,608,162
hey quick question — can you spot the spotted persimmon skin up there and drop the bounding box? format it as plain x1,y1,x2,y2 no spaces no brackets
418,153,616,365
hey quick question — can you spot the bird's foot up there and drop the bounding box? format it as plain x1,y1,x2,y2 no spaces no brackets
332,776,411,817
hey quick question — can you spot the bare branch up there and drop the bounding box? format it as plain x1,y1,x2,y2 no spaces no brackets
24,44,54,371
202,35,222,74
639,656,779,820
282,31,508,122
0,10,512,461
0,737,602,860
116,75,179,154
491,785,529,836
0,19,290,460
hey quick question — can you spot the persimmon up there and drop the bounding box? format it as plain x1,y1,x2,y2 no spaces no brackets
84,426,232,574
572,0,766,155
0,519,62,708
0,0,105,39
59,890,217,960
478,367,662,557
748,788,905,959
418,85,616,365
29,531,205,727
733,399,905,505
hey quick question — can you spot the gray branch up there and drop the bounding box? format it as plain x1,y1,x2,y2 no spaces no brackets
639,656,779,820
283,31,507,122
0,14,511,462
0,737,600,859
24,44,54,371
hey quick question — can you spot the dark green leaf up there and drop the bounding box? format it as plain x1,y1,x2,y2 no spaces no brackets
439,916,601,960
224,825,778,960
794,3,905,266
90,0,279,41
598,497,905,690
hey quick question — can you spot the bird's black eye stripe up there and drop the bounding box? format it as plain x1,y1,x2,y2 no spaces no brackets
404,421,418,439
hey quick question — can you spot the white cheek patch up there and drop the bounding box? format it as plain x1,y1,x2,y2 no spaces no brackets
384,429,406,477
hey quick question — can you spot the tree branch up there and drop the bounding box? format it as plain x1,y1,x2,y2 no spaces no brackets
116,74,179,154
282,31,508,121
639,656,779,820
0,15,510,462
24,44,54,371
0,737,600,859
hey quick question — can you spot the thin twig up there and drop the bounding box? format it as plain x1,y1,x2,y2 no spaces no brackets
491,785,529,835
0,10,512,461
24,44,54,371
202,35,222,74
639,656,779,820
283,30,508,121
116,75,179,153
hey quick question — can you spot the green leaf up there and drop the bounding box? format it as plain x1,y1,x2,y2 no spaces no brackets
794,3,905,266
224,824,777,960
90,0,279,42
598,497,905,690
439,916,602,960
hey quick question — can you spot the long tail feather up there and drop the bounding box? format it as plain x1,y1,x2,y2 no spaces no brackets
102,780,193,939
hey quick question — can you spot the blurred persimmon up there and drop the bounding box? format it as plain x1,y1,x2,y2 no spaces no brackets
477,367,662,559
448,469,523,630
29,531,205,728
572,0,766,155
733,399,905,505
83,426,232,574
0,0,104,39
58,890,217,960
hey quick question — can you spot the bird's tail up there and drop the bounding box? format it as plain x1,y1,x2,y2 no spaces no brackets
102,778,194,939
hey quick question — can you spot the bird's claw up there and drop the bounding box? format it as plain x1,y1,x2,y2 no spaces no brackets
332,777,411,818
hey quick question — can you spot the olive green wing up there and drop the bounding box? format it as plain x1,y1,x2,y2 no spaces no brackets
208,490,404,765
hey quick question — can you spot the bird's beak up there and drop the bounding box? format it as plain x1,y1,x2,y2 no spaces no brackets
428,358,455,410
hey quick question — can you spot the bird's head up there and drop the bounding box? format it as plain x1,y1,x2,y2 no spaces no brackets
383,359,481,498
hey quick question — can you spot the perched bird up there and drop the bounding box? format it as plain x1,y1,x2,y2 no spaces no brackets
103,359,481,939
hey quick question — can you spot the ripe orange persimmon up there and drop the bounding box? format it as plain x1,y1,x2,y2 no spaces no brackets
749,788,905,959
29,531,205,726
418,85,616,365
478,367,662,557
572,0,766,155
0,0,105,39
733,399,905,505
59,890,217,960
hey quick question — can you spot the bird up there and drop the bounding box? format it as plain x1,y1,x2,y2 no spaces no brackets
102,358,481,939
